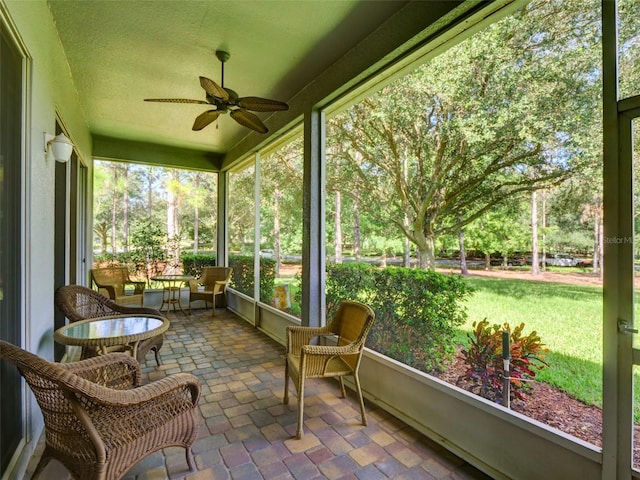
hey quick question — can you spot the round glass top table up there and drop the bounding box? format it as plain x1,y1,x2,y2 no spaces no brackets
151,275,194,315
54,314,170,358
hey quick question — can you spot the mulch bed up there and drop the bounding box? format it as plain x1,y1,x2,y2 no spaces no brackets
436,347,640,468
435,349,603,447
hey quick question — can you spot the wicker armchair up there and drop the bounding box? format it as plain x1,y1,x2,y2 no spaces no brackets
0,340,200,480
283,300,375,438
188,266,233,316
55,284,164,365
90,267,145,306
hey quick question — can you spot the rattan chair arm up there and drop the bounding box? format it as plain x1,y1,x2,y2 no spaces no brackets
120,373,201,406
213,280,227,292
285,325,332,352
96,284,117,299
60,352,141,389
76,374,201,451
64,371,201,407
301,343,360,357
298,344,360,377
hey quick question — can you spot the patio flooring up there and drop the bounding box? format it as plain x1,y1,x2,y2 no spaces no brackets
25,307,493,480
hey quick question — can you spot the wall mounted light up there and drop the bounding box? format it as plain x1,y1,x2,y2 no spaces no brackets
44,132,74,163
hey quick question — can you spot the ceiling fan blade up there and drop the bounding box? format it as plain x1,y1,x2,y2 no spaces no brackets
144,98,209,104
192,110,222,131
230,109,268,134
237,97,289,112
200,76,229,101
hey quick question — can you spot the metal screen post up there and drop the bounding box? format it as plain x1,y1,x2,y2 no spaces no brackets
502,330,510,409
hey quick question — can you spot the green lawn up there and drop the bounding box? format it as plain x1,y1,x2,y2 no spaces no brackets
460,276,606,409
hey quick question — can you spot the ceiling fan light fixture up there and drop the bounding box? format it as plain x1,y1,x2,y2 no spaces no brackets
215,50,230,64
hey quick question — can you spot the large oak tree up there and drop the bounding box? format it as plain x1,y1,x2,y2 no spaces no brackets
327,0,600,268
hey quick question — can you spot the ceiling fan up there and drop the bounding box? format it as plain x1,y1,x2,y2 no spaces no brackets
144,50,289,134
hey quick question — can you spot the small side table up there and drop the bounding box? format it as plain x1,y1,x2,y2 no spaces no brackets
54,314,169,359
151,275,194,315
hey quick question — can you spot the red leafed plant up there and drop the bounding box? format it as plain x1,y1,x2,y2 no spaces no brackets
458,319,549,405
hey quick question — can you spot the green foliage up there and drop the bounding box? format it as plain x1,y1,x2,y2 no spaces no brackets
325,263,376,316
128,221,166,281
227,255,276,302
181,253,217,278
93,252,126,267
545,228,592,255
227,255,253,296
259,258,276,306
325,263,473,373
325,0,601,268
368,267,474,372
292,271,302,311
94,222,167,282
465,202,531,264
459,319,549,405
93,162,218,255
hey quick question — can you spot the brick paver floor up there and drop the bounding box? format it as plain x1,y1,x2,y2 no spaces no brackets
25,308,493,479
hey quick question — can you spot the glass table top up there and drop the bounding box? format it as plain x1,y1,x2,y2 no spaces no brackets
62,316,165,340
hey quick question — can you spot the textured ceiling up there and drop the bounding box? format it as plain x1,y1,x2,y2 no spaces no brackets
47,0,409,156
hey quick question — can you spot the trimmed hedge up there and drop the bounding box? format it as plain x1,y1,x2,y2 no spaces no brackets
96,251,469,373
181,253,217,278
326,262,473,373
227,254,276,302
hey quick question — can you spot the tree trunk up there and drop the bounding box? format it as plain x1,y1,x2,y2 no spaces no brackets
403,225,411,268
334,191,342,264
96,224,108,255
417,236,436,269
592,211,598,273
193,204,200,254
402,155,411,268
541,189,547,272
274,188,282,276
531,190,540,276
598,214,604,280
122,165,129,253
146,166,153,219
111,168,118,256
458,218,468,275
166,170,180,273
353,198,361,261
193,173,200,254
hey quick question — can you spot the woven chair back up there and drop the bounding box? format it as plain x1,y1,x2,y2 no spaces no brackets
201,266,233,288
330,301,375,370
90,267,131,295
56,284,119,321
333,301,375,347
0,341,100,465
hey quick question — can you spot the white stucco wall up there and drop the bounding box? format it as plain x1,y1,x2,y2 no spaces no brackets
5,0,91,350
2,1,92,477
